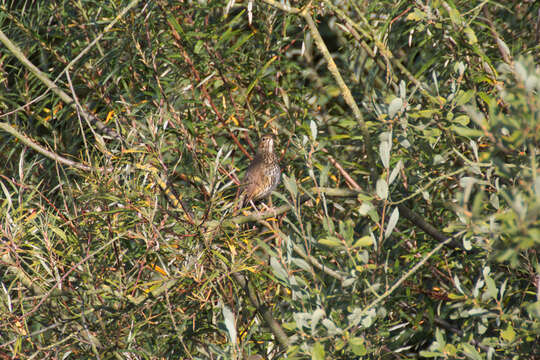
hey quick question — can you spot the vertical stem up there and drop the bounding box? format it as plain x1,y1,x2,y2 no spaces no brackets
301,10,377,184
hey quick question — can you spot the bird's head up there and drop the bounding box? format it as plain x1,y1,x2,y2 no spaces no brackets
257,134,276,155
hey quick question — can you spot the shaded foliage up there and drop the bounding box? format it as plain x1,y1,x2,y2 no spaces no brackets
0,0,539,359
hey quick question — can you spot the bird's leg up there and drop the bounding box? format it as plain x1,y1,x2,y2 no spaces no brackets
248,199,263,217
259,196,275,213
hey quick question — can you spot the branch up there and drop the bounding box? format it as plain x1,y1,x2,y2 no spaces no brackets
322,151,462,249
323,0,444,107
301,10,377,182
231,272,289,349
0,122,95,172
259,0,300,14
0,22,123,140
347,232,462,327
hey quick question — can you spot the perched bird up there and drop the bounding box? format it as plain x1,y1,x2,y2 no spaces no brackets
240,134,281,208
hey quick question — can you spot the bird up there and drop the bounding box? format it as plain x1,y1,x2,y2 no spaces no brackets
240,134,281,209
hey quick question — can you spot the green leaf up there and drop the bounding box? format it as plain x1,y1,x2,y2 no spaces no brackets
291,257,311,272
384,207,399,239
322,318,342,335
461,343,482,360
282,174,298,198
349,337,367,356
311,308,325,334
388,160,402,185
245,55,277,97
222,305,237,345
454,61,466,75
294,312,310,330
454,90,475,106
496,38,510,60
444,343,458,356
310,120,318,141
435,328,446,348
0,181,12,209
501,324,516,342
376,178,388,199
358,201,374,216
409,109,440,118
419,351,444,357
167,15,186,38
388,97,402,118
464,27,478,45
270,257,289,283
353,235,374,248
451,125,483,137
448,6,461,25
318,236,343,248
399,80,406,99
483,273,497,300
50,226,67,242
194,40,203,54
453,115,470,126
379,140,391,169
312,342,325,360
407,9,426,21
489,193,499,210
227,32,255,54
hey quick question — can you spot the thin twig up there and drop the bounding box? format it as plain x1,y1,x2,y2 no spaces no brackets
231,272,289,348
345,232,462,327
0,122,95,172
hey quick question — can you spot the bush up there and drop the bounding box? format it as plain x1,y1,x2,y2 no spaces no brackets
0,0,538,358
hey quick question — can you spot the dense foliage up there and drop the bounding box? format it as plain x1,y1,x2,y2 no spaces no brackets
0,0,539,358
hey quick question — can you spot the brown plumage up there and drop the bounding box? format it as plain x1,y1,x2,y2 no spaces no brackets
241,134,281,207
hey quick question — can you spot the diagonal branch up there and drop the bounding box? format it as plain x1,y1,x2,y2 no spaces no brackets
301,10,377,183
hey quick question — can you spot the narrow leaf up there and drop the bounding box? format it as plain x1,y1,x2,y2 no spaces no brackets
270,257,289,283
384,207,399,239
388,160,402,185
222,305,237,345
310,120,317,141
376,179,388,199
282,174,298,198
388,97,402,118
379,141,390,169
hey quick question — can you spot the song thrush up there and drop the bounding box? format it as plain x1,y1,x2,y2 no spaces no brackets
241,134,281,207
